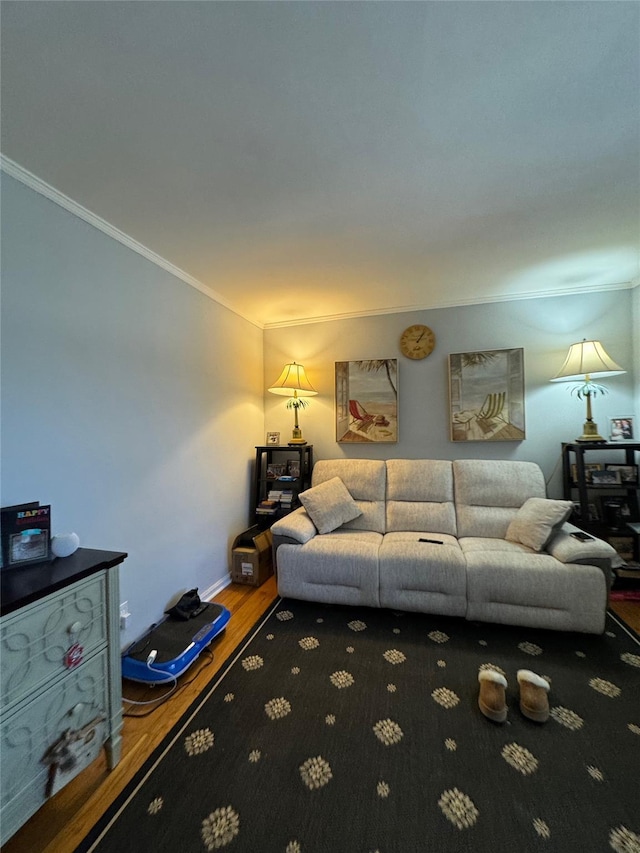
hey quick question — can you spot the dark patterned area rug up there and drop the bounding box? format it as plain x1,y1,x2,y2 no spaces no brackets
78,601,640,853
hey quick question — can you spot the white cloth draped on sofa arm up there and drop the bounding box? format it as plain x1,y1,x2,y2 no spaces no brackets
546,523,620,570
271,508,317,545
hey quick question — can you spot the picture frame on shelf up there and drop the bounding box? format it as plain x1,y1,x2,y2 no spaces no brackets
286,459,301,478
266,462,287,479
608,416,635,442
571,462,603,484
605,463,638,485
266,431,280,446
591,469,622,486
448,348,525,442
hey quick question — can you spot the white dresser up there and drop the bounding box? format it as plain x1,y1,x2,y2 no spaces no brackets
0,548,127,845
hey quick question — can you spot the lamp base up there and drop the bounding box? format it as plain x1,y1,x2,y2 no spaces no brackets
576,420,606,443
288,426,307,445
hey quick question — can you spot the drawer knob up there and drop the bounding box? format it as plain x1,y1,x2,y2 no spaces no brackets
68,621,82,636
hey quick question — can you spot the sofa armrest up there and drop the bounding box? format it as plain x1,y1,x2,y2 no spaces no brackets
271,507,317,545
546,524,619,584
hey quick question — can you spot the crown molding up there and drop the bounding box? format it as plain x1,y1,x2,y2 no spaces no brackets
262,281,634,328
0,154,264,330
2,154,634,332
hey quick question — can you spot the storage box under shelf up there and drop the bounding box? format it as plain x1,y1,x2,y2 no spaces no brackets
231,528,273,586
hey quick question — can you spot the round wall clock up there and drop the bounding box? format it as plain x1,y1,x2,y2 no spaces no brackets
399,324,436,360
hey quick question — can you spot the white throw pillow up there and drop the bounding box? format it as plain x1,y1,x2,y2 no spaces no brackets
299,477,362,534
505,497,573,552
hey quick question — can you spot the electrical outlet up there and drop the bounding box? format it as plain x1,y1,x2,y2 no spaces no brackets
120,601,131,631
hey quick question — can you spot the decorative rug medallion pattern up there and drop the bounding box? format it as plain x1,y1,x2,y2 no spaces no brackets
78,602,640,853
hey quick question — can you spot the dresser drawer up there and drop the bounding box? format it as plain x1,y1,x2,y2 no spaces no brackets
1,573,107,712
0,648,109,841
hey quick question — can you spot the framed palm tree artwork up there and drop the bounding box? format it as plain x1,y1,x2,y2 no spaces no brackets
449,348,525,442
335,360,398,443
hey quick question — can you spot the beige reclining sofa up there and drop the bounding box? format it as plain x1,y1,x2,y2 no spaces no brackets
270,458,617,634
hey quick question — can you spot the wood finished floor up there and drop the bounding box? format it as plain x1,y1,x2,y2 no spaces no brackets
4,577,638,853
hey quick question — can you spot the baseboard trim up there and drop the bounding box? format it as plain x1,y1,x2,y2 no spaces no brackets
202,574,232,603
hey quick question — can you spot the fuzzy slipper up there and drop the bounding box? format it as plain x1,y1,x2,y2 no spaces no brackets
478,669,508,722
517,670,550,723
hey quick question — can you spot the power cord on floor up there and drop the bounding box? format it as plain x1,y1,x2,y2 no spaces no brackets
122,647,214,717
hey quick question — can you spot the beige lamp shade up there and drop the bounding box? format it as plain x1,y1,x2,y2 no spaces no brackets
550,340,625,382
268,362,318,397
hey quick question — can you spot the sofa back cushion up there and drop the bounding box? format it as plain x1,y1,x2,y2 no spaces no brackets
312,459,387,533
453,459,546,539
386,460,457,535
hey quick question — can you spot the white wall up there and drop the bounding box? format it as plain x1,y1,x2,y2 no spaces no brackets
265,290,636,498
1,175,264,646
632,283,640,417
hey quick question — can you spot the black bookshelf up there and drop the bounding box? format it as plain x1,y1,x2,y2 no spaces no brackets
562,442,640,569
250,445,313,528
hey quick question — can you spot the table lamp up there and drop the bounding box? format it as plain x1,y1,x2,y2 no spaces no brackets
550,339,625,442
268,362,318,445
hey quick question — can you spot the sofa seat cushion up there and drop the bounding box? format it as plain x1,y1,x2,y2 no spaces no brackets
382,531,461,548
459,537,536,555
378,531,467,616
311,529,383,545
276,533,382,608
505,497,573,551
465,549,607,633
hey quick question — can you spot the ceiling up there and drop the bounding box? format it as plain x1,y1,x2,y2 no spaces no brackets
1,1,638,328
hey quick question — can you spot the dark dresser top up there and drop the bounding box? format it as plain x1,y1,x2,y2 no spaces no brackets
1,547,127,617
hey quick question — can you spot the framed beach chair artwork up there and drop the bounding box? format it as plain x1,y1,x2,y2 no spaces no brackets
335,360,398,443
449,348,525,442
